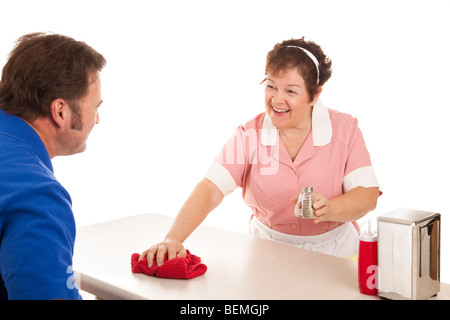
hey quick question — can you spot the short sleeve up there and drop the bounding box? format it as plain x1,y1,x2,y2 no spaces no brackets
342,118,381,193
204,126,249,197
0,185,82,300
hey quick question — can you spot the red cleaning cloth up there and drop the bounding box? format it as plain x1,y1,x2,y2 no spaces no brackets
130,250,207,279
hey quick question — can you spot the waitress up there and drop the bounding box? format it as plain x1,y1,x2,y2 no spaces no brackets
140,37,381,266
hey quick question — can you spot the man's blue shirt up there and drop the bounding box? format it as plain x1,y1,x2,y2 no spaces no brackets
0,109,81,300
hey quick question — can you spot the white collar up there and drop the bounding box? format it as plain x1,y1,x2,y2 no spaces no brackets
261,99,332,147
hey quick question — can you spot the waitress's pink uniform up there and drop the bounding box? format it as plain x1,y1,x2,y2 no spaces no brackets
204,101,380,258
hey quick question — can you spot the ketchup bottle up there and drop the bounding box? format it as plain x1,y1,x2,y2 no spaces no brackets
358,219,378,295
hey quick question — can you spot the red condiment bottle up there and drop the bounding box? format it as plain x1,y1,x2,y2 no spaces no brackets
358,219,378,295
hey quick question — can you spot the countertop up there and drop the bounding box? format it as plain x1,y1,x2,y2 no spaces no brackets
73,213,450,300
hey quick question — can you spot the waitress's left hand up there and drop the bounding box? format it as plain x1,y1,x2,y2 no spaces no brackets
312,193,332,224
290,193,332,224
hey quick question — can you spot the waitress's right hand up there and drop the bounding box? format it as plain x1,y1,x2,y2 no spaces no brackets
138,239,186,267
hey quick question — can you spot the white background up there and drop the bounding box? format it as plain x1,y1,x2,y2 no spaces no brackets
1,0,449,284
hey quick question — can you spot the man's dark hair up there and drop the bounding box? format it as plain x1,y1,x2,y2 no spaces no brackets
0,32,106,121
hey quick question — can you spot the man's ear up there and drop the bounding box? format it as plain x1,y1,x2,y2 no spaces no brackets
49,99,69,128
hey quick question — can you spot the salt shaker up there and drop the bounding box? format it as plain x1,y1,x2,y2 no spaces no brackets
294,187,316,219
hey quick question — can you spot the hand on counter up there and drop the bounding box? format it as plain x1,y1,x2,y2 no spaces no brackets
139,239,186,267
139,179,223,268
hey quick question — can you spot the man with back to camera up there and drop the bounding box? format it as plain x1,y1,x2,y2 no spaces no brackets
0,32,106,299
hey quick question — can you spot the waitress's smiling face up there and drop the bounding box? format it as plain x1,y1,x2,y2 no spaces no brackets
264,67,321,130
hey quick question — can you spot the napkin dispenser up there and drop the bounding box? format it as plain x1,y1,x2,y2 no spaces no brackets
377,208,440,300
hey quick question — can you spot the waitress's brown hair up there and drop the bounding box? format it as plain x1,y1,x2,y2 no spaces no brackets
264,37,332,101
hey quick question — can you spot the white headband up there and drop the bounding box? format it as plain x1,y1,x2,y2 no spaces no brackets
284,45,320,85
